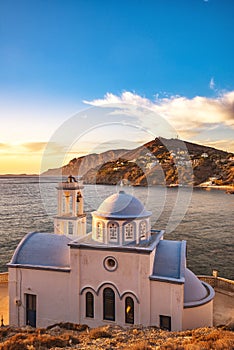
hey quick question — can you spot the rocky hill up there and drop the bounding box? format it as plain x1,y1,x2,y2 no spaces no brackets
0,323,233,350
43,137,234,187
43,149,127,177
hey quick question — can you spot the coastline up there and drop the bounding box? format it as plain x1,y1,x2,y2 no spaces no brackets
1,174,233,191
197,184,234,192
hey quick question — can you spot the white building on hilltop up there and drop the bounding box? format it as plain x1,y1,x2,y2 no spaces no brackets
8,177,214,331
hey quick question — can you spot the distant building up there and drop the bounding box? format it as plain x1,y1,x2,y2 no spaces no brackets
8,177,214,331
201,153,209,158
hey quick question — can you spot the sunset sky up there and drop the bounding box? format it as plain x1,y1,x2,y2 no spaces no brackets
0,0,234,174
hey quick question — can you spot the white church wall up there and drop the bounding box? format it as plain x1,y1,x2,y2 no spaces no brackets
70,247,153,327
79,284,141,328
9,267,70,328
8,268,18,326
182,301,213,330
150,280,184,331
69,248,81,324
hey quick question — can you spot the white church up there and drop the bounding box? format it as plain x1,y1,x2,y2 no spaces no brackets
8,176,214,331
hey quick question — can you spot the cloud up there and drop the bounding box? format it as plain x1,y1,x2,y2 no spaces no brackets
0,143,10,150
22,142,48,152
154,92,234,137
0,141,65,156
209,77,215,90
198,139,234,153
84,90,234,150
83,92,152,108
18,141,68,155
84,90,234,138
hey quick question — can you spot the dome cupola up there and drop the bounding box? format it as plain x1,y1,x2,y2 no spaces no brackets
95,190,151,219
92,191,152,245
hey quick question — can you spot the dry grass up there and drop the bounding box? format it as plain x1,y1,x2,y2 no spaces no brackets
0,324,233,349
89,326,112,339
123,340,151,349
0,332,79,350
46,322,87,332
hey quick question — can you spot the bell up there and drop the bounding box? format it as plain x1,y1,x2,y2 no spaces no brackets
77,192,82,202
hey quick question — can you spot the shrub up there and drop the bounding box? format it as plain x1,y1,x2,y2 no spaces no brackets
89,327,112,339
46,322,88,332
0,333,80,350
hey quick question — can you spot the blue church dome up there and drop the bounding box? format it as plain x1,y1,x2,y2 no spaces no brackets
94,190,152,219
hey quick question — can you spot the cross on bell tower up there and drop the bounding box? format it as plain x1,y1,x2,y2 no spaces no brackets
54,175,86,237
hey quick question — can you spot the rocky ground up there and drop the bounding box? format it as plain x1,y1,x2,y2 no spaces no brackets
0,323,233,350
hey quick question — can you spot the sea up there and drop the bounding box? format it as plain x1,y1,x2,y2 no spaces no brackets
0,176,233,279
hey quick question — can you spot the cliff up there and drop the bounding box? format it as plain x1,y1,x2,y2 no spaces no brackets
43,149,127,177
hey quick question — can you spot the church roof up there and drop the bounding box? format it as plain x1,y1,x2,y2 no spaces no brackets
151,240,185,280
150,240,214,306
69,229,164,251
184,268,208,303
93,190,152,219
9,232,71,269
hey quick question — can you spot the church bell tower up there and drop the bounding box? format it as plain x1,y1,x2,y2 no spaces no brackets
54,175,86,237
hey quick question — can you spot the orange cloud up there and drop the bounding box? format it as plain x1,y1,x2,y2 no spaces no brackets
22,142,48,152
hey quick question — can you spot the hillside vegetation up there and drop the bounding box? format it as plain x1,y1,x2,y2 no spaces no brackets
0,323,233,350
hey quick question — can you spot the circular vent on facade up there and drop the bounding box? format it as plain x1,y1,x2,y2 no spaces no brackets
103,256,118,271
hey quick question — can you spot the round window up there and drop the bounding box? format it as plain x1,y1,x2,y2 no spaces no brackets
103,256,118,271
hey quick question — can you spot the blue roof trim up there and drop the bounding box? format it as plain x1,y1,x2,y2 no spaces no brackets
149,276,185,284
7,264,71,273
180,240,186,279
69,230,165,253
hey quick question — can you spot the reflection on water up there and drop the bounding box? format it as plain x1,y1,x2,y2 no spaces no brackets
0,176,233,279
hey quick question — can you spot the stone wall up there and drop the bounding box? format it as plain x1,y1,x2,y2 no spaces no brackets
0,272,8,283
198,275,234,295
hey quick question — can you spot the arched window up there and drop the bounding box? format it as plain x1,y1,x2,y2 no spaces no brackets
103,288,115,321
85,292,94,318
125,297,134,324
108,222,119,242
68,221,73,235
139,220,147,239
124,223,134,241
96,222,103,240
